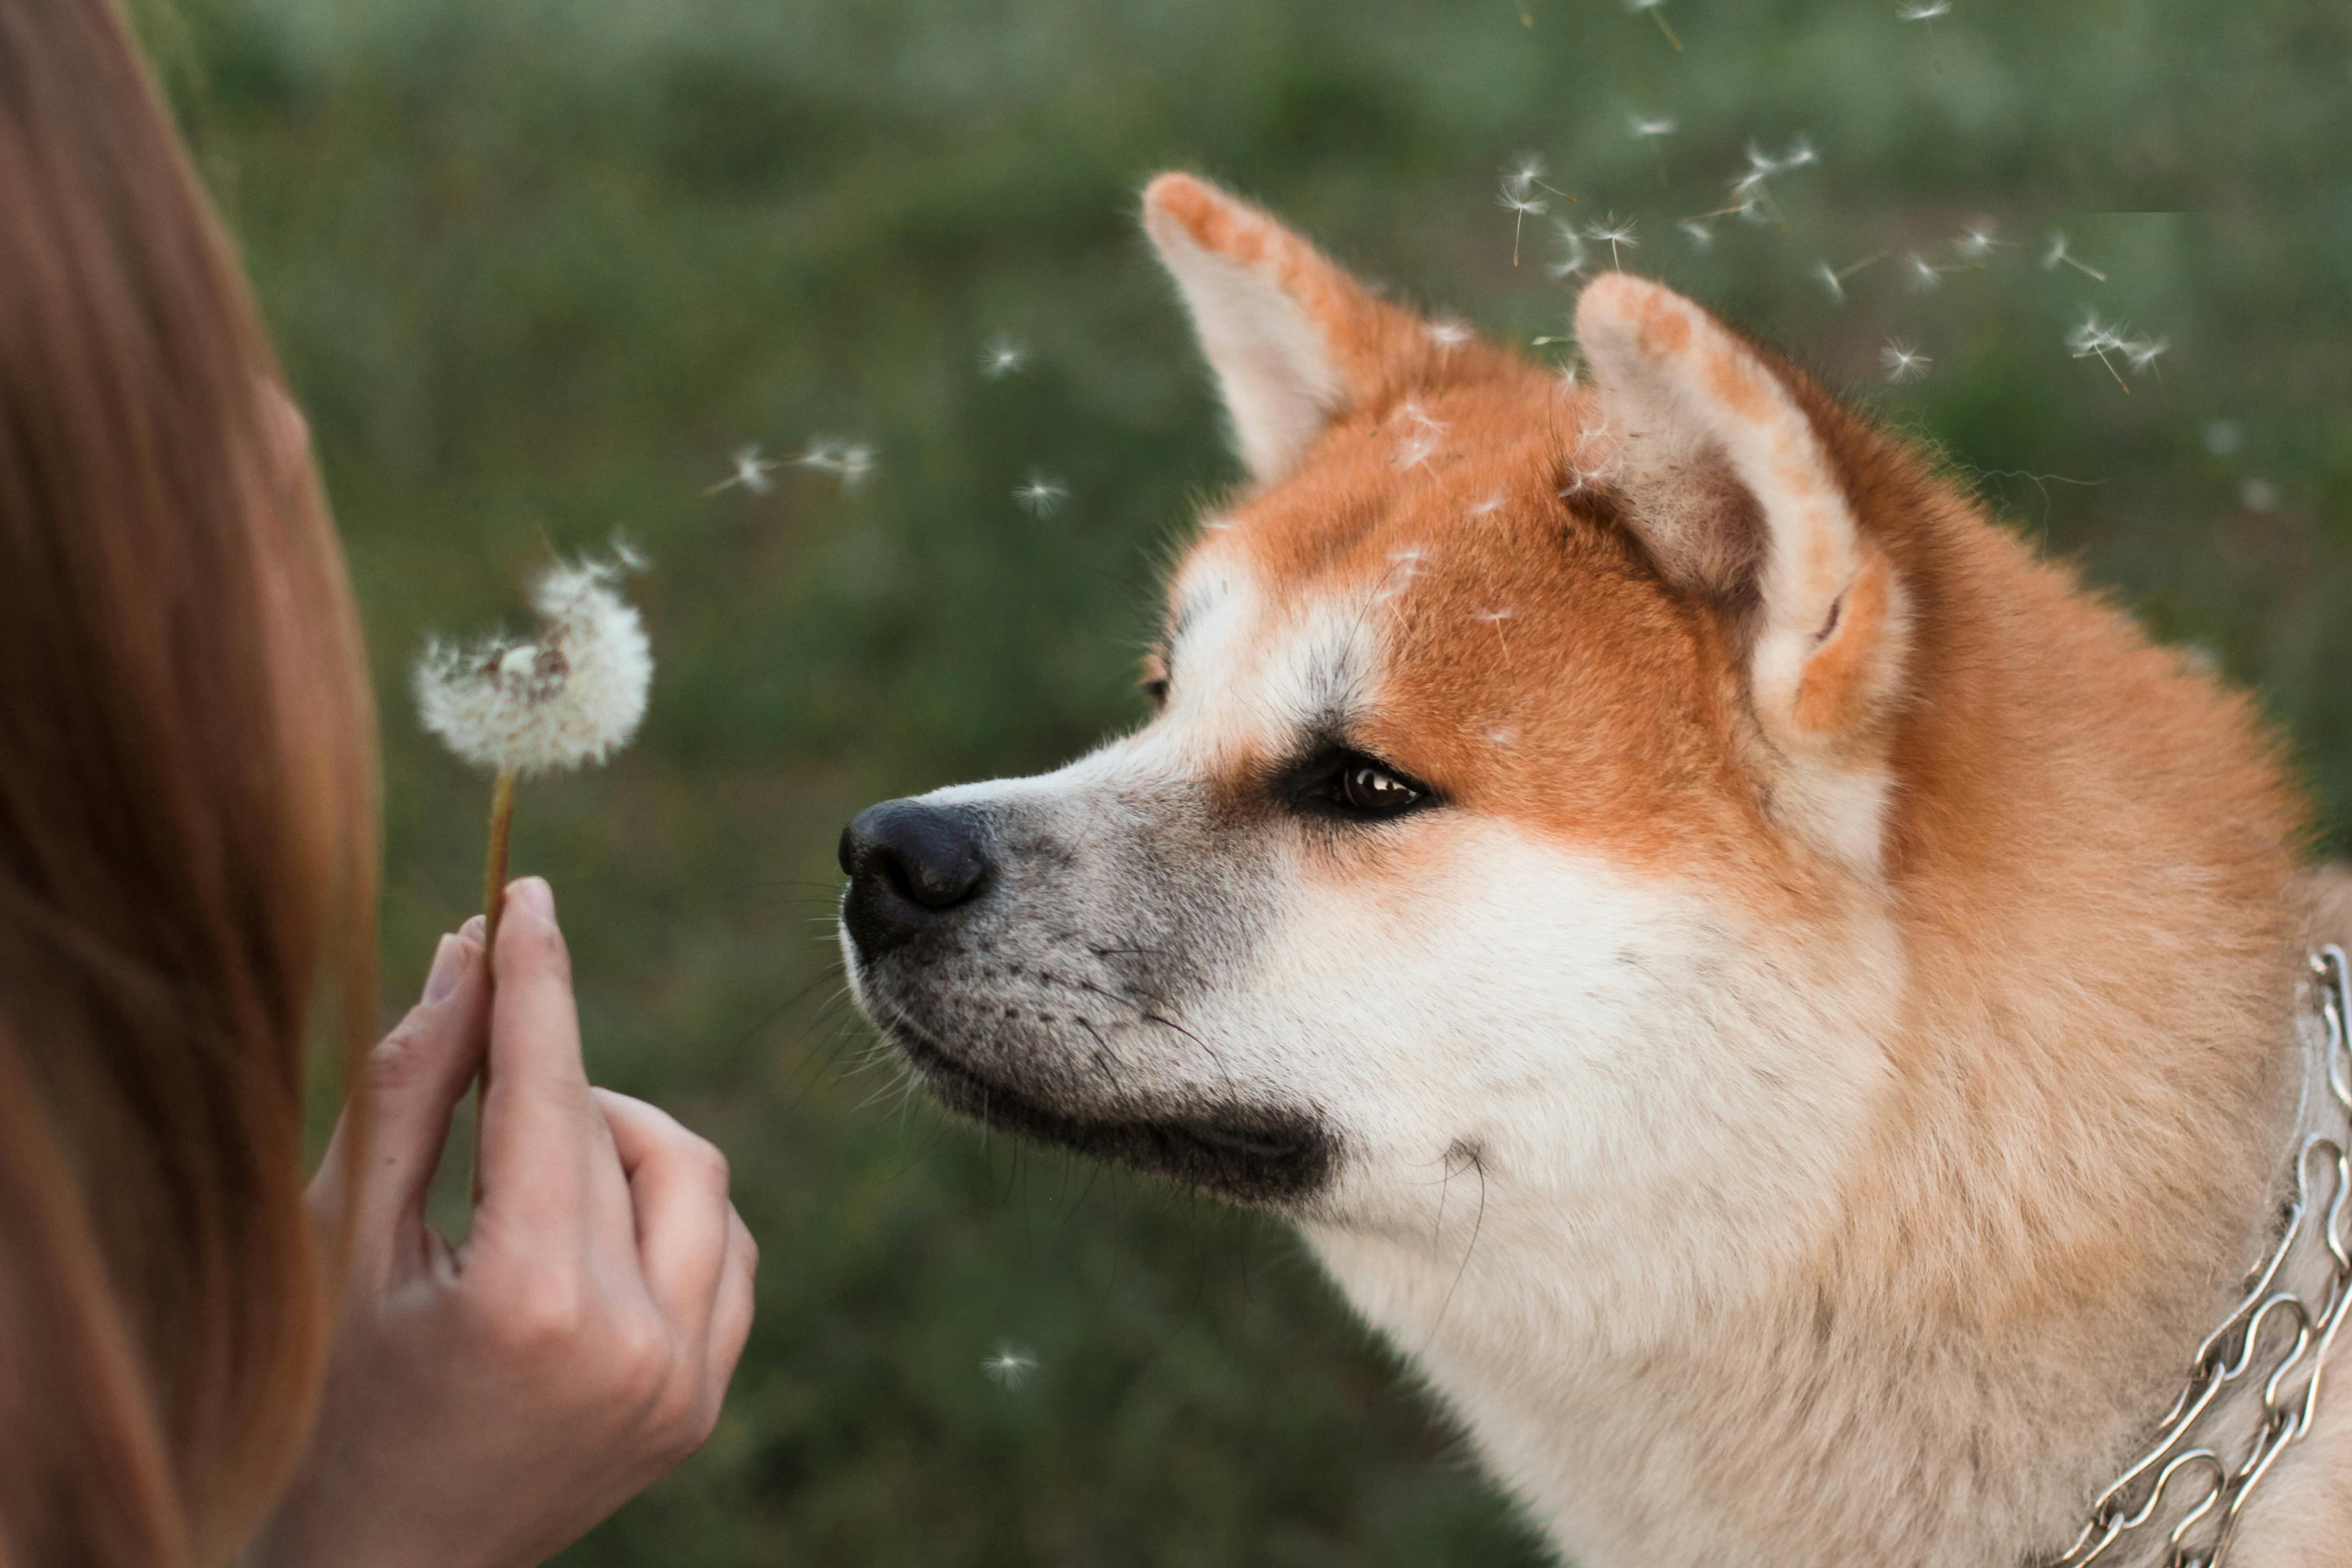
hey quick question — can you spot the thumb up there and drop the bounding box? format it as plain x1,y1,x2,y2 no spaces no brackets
325,921,491,1281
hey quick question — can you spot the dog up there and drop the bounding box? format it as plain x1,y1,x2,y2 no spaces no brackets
839,172,2352,1567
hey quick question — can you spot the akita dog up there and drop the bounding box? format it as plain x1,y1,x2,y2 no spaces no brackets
839,173,2352,1567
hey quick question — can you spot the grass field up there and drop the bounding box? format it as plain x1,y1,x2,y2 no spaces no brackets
145,0,2352,1560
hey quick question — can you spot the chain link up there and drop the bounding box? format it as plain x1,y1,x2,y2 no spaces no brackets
2048,946,2352,1568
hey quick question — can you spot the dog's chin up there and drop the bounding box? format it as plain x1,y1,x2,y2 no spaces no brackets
881,1017,1337,1209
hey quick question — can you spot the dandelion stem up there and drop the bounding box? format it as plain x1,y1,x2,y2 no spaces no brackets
471,767,516,1205
1650,9,1683,50
2063,255,2109,283
481,769,518,970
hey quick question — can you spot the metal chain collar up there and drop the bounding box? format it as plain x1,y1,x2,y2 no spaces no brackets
2048,946,2352,1568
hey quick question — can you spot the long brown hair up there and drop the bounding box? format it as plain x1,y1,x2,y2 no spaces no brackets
0,1,378,1563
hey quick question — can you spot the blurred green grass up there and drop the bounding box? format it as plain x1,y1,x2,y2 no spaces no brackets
144,0,2352,1561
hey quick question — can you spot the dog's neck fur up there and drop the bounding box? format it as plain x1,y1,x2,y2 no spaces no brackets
1304,510,2316,1568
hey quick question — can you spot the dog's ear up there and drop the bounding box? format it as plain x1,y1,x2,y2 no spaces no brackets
1576,273,1911,873
1142,173,1430,485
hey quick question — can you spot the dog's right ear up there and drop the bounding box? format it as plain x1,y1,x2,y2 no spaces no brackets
1142,173,1429,485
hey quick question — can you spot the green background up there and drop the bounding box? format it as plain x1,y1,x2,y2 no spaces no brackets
144,0,2351,1562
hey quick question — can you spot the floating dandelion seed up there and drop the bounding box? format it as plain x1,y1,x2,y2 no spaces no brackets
2041,231,2108,283
1473,607,1516,664
1629,114,1677,184
1013,473,1068,516
2239,479,2279,514
1678,217,1717,249
1815,252,1887,304
1502,152,1547,200
1424,318,1474,352
1955,220,2003,260
2122,335,2169,377
1548,220,1592,279
705,443,778,497
982,1345,1038,1390
2204,420,2244,456
1899,0,1950,70
979,335,1030,379
792,436,877,493
1471,491,1507,516
2065,309,2132,392
1497,181,1550,267
1880,340,1933,383
413,545,652,1161
1627,0,1684,52
1588,214,1639,269
1906,251,1949,291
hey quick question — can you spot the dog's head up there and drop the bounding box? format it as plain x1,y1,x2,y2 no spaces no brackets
840,174,1920,1282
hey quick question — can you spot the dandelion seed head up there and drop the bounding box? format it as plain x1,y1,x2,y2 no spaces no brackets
2239,478,2279,514
1013,473,1068,516
1589,216,1639,245
1630,114,1678,138
980,335,1030,378
414,548,653,779
1626,0,1667,10
1471,491,1507,516
1906,252,1945,291
2041,231,2072,271
1485,725,1517,747
1473,607,1514,622
1813,261,1847,303
1678,217,1716,249
1880,340,1932,383
982,1345,1038,1389
1898,0,1951,20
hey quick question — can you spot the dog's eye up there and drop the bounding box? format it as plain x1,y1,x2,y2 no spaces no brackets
1141,676,1170,709
1339,763,1421,814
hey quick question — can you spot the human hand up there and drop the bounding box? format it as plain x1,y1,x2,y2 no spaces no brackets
246,878,757,1568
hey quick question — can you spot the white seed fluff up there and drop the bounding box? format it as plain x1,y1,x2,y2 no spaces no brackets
414,550,653,779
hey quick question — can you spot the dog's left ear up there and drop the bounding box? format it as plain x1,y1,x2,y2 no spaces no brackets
1142,172,1433,485
1577,273,1910,875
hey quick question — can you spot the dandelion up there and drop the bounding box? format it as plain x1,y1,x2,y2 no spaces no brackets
1880,340,1933,382
792,436,878,493
1013,473,1068,516
1502,152,1548,200
1498,180,1549,267
1906,251,1949,291
1424,318,1474,352
414,547,652,976
1628,0,1684,53
2041,231,2108,283
982,1345,1039,1390
705,443,778,497
1678,217,1717,249
1588,214,1639,269
979,335,1030,378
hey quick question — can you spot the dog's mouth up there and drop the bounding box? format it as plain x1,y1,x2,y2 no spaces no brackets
882,1014,1337,1208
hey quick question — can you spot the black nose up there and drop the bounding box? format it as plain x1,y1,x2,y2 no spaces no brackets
838,799,994,957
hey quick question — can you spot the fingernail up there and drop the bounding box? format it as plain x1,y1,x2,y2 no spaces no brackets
512,877,555,922
458,913,487,945
422,934,468,1004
